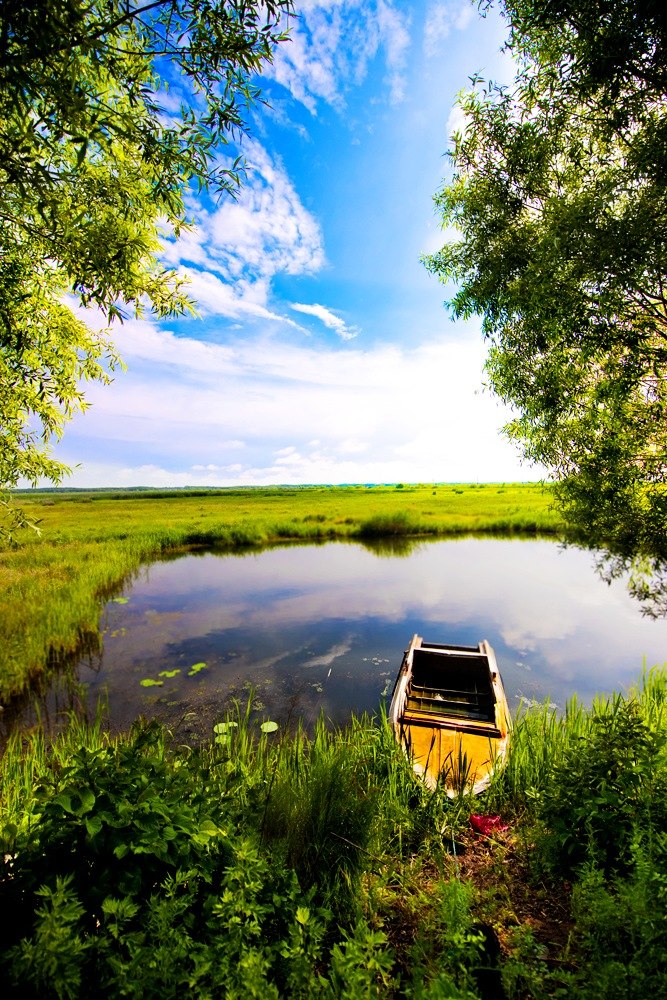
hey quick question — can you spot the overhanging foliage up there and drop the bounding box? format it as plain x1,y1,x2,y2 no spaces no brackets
425,1,667,582
0,0,292,493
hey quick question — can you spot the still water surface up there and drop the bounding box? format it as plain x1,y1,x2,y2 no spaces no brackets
72,537,667,739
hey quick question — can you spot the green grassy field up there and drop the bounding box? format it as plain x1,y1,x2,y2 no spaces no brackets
3,485,665,999
1,483,562,704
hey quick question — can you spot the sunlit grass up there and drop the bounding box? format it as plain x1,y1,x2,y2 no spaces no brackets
484,664,667,817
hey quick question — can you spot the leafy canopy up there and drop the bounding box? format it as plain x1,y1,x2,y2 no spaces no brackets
0,0,291,505
424,1,667,581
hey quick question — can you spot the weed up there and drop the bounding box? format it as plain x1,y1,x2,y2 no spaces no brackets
3,668,665,997
536,697,667,874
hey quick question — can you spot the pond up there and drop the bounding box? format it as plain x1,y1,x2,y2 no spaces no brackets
59,536,667,741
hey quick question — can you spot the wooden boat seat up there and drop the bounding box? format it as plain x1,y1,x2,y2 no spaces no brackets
405,696,493,721
400,710,503,737
410,682,488,702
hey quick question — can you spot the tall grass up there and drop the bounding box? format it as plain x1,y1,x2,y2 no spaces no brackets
202,703,458,902
2,669,667,996
483,695,588,811
357,511,430,537
486,666,667,817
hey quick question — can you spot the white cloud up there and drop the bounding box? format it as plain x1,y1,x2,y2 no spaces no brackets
160,140,324,327
209,142,324,279
53,318,543,488
179,269,300,325
337,438,368,454
377,0,411,104
267,1,411,113
290,302,359,340
424,1,476,58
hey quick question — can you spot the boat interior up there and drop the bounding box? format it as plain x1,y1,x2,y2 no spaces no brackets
404,647,496,723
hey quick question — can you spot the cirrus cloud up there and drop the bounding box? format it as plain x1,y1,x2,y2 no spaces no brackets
290,302,359,340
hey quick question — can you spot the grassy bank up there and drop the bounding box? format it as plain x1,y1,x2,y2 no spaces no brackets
1,484,561,703
1,667,665,997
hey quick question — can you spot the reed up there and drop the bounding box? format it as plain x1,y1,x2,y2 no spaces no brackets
485,667,667,820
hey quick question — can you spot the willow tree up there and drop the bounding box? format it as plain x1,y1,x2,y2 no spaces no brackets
0,0,291,529
425,1,667,603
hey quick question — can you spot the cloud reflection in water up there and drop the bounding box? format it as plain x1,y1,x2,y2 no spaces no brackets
88,538,667,734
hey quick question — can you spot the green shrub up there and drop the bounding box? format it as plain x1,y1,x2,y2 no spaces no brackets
536,698,667,873
327,921,395,997
0,722,329,998
561,856,667,999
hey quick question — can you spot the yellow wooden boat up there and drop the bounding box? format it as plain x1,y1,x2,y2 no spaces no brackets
388,635,511,795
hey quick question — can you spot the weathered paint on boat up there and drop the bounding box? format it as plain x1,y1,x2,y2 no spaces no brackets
388,635,511,795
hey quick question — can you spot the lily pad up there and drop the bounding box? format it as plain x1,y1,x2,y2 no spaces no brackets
260,720,279,734
140,678,163,687
112,597,128,605
213,722,238,735
188,662,208,676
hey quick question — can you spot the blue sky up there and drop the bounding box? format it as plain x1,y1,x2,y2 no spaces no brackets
58,0,544,488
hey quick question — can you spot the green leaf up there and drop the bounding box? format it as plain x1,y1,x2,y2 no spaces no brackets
112,597,129,604
71,787,96,816
213,721,238,734
1,822,18,843
85,814,103,837
188,662,207,676
0,0,293,532
260,720,279,734
158,669,181,678
192,819,224,844
140,678,164,687
423,0,667,583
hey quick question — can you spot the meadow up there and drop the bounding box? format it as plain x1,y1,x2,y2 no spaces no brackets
1,483,561,704
2,484,665,997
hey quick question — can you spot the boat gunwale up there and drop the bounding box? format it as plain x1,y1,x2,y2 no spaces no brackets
389,633,511,793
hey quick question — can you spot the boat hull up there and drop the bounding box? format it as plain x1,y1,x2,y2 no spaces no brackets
388,635,511,794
